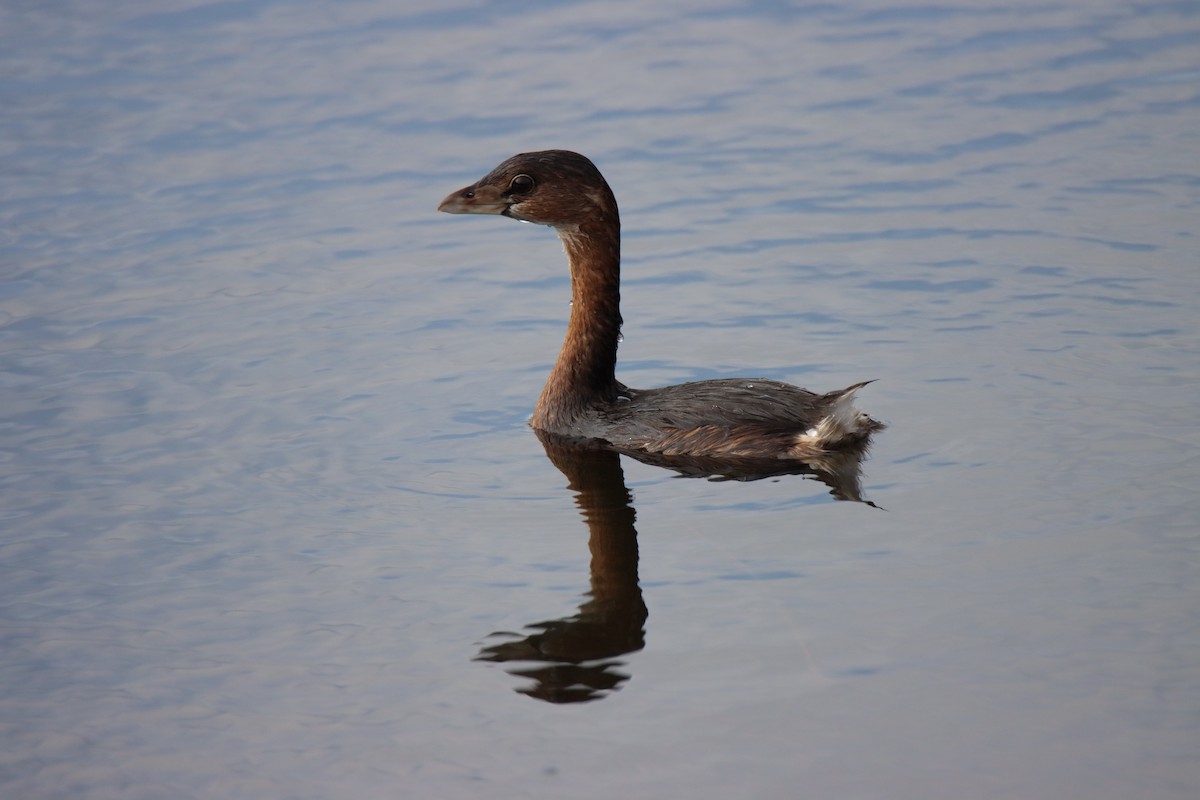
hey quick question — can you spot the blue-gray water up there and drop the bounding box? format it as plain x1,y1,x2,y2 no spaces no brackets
3,1,1199,798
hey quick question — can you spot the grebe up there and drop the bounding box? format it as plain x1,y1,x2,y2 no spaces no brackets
438,150,883,459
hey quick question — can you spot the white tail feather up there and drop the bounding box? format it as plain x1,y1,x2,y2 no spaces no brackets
795,385,872,448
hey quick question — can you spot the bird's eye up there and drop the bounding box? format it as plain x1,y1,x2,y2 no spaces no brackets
508,174,535,194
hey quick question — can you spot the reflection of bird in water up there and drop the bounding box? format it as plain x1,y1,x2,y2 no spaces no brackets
474,432,878,704
617,438,878,505
476,435,646,704
439,150,884,460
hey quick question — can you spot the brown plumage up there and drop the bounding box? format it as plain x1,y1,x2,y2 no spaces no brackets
438,150,883,459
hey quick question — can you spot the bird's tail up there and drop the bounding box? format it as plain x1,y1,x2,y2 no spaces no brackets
794,380,884,451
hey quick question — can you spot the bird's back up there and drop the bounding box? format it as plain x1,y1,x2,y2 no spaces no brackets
594,378,882,459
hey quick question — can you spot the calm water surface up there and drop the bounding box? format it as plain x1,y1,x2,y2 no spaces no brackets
3,1,1199,798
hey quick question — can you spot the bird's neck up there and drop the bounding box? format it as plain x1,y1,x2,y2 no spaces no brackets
532,216,623,431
